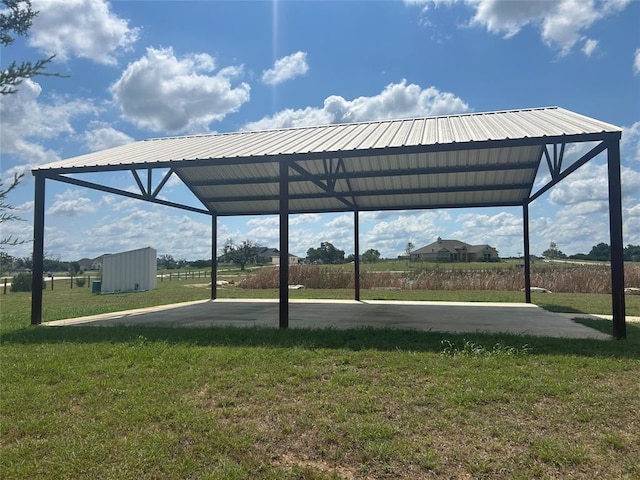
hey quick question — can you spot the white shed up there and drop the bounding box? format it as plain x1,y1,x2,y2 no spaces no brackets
101,247,157,294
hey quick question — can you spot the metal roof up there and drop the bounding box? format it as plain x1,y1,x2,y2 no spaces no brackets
33,106,622,216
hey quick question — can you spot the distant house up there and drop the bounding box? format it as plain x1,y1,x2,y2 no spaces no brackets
76,256,104,271
91,255,105,271
257,247,302,266
77,258,93,271
411,237,499,263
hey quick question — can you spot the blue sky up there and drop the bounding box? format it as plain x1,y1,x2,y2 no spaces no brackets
1,0,639,262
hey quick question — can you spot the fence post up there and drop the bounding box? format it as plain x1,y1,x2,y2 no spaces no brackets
70,274,73,289
3,278,6,294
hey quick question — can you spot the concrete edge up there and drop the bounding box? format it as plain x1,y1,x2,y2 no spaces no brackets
44,299,212,326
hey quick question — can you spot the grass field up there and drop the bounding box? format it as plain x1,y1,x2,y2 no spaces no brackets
2,279,639,479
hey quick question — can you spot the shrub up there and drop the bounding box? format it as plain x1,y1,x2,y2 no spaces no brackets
75,277,86,288
10,273,45,292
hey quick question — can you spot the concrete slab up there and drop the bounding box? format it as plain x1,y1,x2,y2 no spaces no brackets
45,299,611,339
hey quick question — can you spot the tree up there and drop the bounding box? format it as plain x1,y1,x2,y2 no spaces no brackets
624,244,640,262
361,248,381,263
0,251,15,276
220,239,260,271
405,242,414,264
158,254,178,270
0,0,63,95
42,254,65,272
588,242,610,261
175,258,188,269
568,253,590,261
306,242,345,264
1,0,67,274
0,172,26,250
542,242,566,260
68,261,81,276
190,259,211,269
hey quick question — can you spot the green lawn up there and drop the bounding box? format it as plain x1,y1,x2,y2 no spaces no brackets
2,281,639,479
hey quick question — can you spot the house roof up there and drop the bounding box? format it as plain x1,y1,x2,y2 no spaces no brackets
412,239,495,255
31,107,622,216
258,247,299,258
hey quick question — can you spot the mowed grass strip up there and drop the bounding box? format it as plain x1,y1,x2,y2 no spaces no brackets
1,280,639,479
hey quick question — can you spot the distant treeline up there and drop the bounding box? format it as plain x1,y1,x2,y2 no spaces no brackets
542,242,640,262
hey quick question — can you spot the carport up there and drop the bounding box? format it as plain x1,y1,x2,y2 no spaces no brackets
30,107,627,338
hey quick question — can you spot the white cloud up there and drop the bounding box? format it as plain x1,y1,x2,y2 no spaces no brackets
243,79,469,130
84,124,135,152
457,211,522,235
635,48,640,75
624,202,640,245
449,211,524,256
581,38,598,57
406,0,630,56
290,213,321,225
361,211,447,257
246,221,280,247
46,189,98,217
262,51,309,85
621,122,640,163
529,213,609,256
326,214,352,230
110,47,251,133
0,216,33,258
246,217,279,228
627,204,640,217
101,194,146,213
0,79,96,165
549,163,640,207
42,206,213,260
30,0,139,65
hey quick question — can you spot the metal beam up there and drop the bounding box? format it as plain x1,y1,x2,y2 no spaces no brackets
30,174,45,325
523,203,531,303
48,174,212,215
529,140,608,203
279,160,289,329
201,182,531,204
354,210,360,302
213,199,521,217
211,213,217,301
151,168,175,199
185,161,539,188
607,139,626,339
288,161,355,209
131,169,147,195
543,143,567,180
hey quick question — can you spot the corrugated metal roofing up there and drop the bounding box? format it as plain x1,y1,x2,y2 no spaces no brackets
32,107,622,215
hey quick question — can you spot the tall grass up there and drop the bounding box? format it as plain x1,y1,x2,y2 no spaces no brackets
241,264,640,294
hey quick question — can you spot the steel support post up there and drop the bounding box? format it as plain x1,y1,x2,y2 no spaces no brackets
211,213,217,300
279,160,289,329
523,203,532,303
31,175,45,325
354,210,360,301
607,139,626,339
